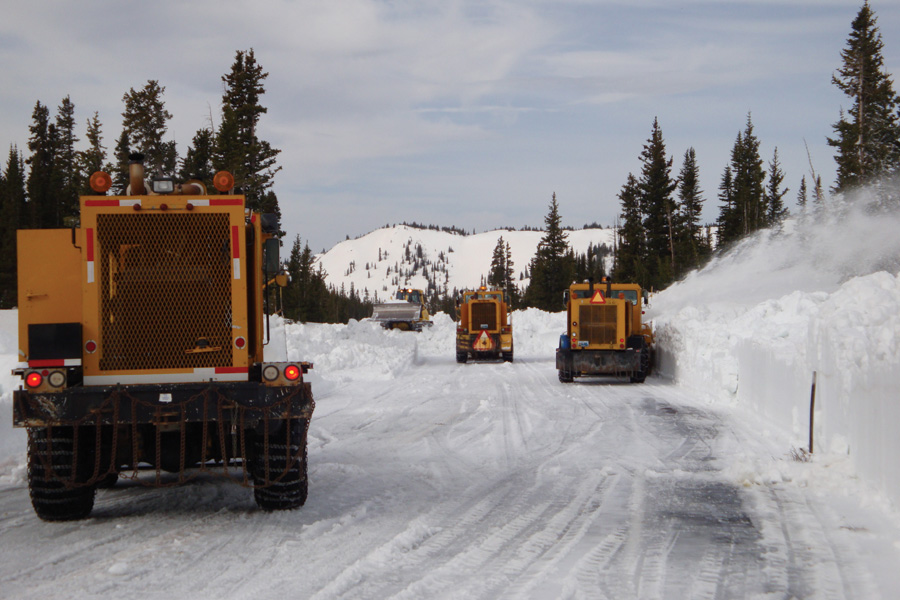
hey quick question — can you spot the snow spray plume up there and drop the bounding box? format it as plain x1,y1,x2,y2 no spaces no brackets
655,177,900,313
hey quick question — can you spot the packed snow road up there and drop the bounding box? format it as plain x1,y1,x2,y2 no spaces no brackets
0,315,893,599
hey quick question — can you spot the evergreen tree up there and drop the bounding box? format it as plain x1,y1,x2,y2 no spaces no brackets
54,96,80,224
716,165,737,245
488,236,507,289
675,147,707,271
797,175,808,212
828,1,900,193
613,173,647,285
25,101,57,228
216,49,281,212
108,130,131,194
718,115,766,244
504,241,520,308
524,192,574,310
0,146,26,307
179,127,215,184
121,80,175,175
283,235,330,323
765,148,790,226
78,112,107,195
638,118,677,288
814,175,826,212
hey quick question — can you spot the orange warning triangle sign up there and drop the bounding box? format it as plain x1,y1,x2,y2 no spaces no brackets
473,330,494,350
590,290,606,304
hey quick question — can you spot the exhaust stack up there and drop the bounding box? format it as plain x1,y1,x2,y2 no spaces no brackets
128,153,146,195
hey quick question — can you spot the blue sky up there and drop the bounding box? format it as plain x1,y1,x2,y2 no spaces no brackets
2,1,898,253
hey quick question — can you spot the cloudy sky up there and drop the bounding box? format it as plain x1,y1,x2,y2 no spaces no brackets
2,1,898,252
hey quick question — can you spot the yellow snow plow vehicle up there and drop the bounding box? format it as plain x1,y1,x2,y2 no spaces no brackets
556,278,653,383
371,288,433,331
13,154,314,521
455,287,513,363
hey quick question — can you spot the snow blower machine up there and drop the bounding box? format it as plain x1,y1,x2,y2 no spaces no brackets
556,277,653,383
371,288,433,331
455,286,513,363
12,153,314,520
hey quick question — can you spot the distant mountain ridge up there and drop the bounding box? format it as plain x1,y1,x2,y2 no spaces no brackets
314,224,616,302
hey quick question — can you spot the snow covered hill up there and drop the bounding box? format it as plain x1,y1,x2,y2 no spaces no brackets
314,225,615,300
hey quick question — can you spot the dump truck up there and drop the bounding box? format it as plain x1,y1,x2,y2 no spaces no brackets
12,153,314,521
455,287,513,363
556,278,653,383
371,288,433,331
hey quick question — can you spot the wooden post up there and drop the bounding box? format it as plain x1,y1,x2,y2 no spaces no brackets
809,371,817,454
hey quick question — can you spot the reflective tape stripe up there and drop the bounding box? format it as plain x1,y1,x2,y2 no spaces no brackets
86,228,95,283
84,367,249,385
28,359,82,368
231,225,241,279
85,199,141,207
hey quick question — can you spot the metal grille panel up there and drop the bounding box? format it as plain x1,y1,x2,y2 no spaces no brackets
471,302,498,331
579,304,617,345
97,213,233,371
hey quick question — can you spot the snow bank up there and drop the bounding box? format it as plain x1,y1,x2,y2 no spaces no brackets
652,193,900,507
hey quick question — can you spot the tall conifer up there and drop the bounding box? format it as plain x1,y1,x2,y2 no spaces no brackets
828,1,900,194
121,80,175,175
638,118,677,288
78,112,107,195
524,193,573,310
216,49,281,212
675,147,707,271
765,148,790,226
613,173,646,285
0,147,26,307
54,96,80,224
25,101,56,228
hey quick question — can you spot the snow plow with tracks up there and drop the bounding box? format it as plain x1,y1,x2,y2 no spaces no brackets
12,154,314,520
371,288,433,331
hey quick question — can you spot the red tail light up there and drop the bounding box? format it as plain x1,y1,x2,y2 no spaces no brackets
284,365,301,381
25,372,43,388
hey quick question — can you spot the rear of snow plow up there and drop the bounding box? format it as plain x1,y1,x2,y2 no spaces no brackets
12,155,315,520
556,278,653,383
455,287,513,363
371,288,433,331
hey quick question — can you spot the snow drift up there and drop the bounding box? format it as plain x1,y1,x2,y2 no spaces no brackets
651,188,900,506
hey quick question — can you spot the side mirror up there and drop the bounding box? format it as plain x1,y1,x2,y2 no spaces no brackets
563,290,570,303
264,238,280,273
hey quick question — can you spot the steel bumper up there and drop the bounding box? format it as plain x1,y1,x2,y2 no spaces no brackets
13,381,314,428
556,348,641,375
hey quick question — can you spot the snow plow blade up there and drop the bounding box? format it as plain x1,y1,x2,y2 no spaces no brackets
372,302,423,322
371,303,432,331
